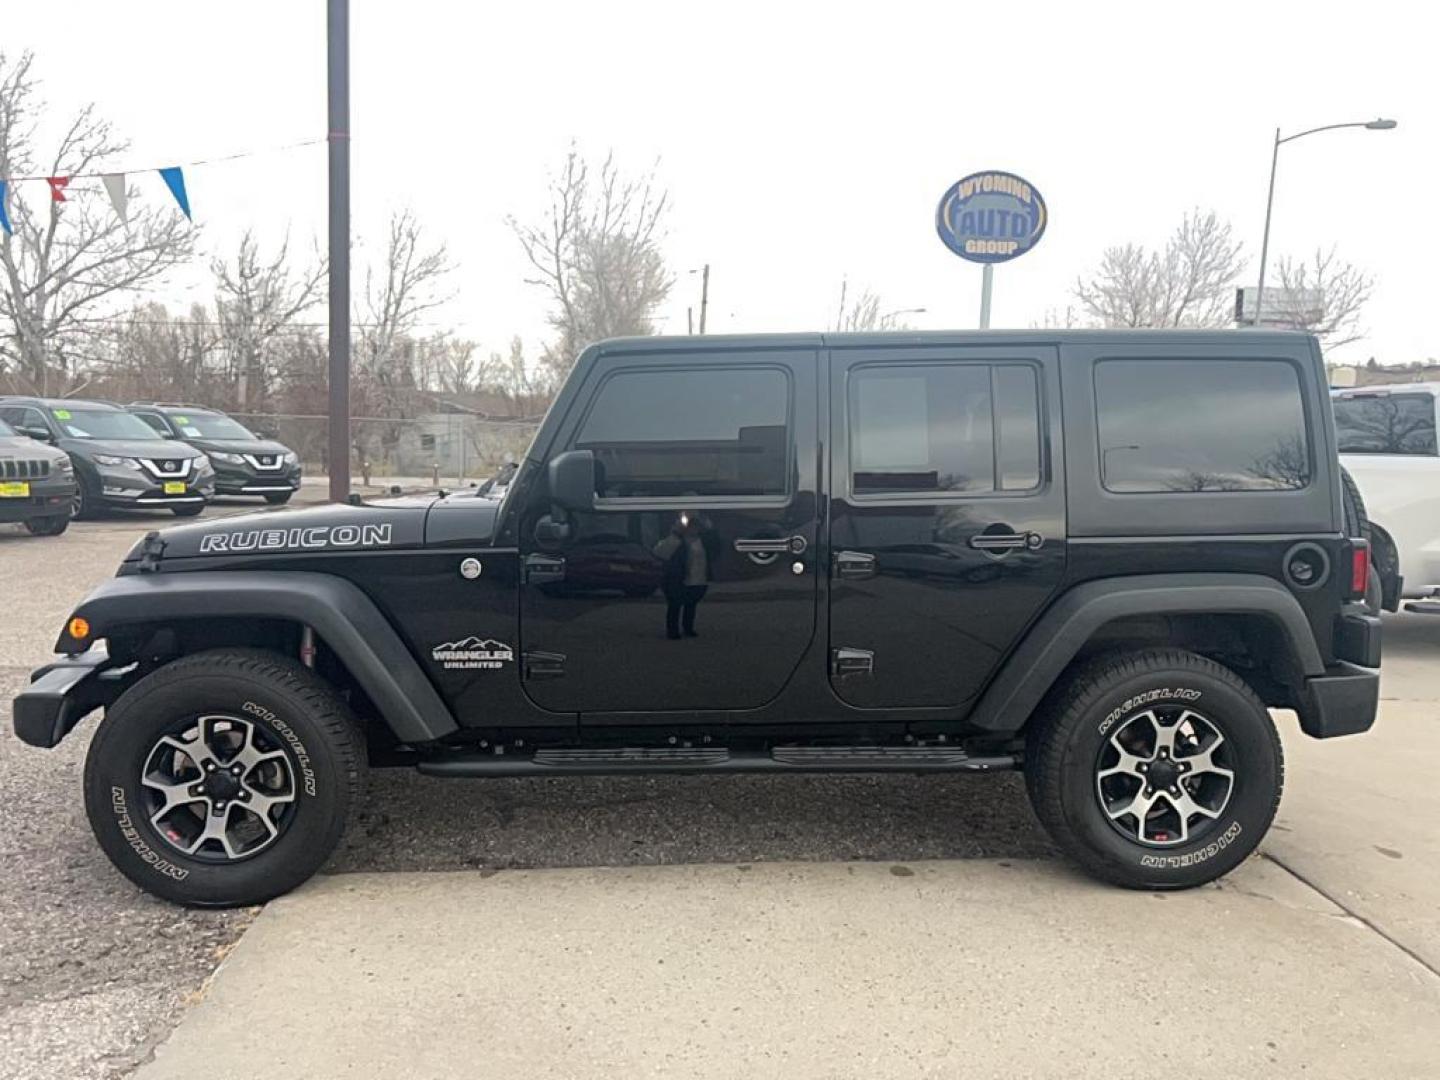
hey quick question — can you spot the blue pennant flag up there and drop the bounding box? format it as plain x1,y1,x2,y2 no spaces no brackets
0,181,12,235
158,166,191,220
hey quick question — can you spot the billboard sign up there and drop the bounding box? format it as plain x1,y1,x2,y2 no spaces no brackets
936,171,1047,264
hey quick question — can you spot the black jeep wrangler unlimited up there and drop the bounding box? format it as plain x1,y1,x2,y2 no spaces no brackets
14,331,1381,906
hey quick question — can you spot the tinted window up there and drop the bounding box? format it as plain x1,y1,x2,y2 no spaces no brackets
575,366,789,498
1333,393,1438,456
849,363,1041,495
134,412,171,435
166,411,255,440
1096,359,1310,493
48,407,164,441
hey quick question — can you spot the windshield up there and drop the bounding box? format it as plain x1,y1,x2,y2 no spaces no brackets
166,411,255,441
0,419,16,437
1334,393,1438,456
49,407,165,441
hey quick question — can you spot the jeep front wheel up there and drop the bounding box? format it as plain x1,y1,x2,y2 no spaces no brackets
1024,649,1283,889
83,648,365,907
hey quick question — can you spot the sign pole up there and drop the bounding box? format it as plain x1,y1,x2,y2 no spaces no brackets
326,0,351,503
979,264,994,329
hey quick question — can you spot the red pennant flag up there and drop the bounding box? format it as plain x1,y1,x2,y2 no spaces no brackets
46,177,70,202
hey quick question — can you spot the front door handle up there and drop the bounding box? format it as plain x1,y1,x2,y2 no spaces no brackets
834,550,877,580
734,536,807,555
969,531,1044,553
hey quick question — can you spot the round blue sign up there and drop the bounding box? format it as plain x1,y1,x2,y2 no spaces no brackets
936,171,1047,264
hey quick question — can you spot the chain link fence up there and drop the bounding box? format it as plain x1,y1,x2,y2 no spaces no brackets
231,412,542,486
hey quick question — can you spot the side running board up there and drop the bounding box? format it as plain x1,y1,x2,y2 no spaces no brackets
416,745,1018,777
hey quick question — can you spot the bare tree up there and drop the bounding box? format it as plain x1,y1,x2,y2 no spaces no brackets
0,50,194,393
834,283,917,331
510,146,673,380
1073,209,1245,329
213,229,325,409
352,210,452,467
1272,248,1372,348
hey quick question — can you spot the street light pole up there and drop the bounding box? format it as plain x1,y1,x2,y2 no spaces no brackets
326,0,351,503
1253,118,1396,328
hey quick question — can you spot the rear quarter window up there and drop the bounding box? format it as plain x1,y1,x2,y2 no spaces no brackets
1095,358,1311,493
1333,393,1438,455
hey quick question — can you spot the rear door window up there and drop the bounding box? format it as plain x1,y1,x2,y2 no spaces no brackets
1095,359,1310,493
848,363,1041,496
1333,393,1438,455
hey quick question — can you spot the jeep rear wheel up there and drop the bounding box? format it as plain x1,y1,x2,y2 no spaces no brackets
83,648,365,907
1024,649,1283,889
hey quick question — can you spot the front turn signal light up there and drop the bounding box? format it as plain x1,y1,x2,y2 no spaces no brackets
67,616,90,641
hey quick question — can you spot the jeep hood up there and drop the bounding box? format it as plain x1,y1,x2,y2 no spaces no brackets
121,491,500,565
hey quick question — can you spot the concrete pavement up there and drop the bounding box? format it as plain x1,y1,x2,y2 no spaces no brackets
133,858,1440,1080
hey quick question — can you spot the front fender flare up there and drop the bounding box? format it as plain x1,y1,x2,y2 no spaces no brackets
966,573,1324,734
60,571,458,744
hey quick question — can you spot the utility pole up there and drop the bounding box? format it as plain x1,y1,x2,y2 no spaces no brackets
326,0,351,502
698,264,710,334
687,307,694,335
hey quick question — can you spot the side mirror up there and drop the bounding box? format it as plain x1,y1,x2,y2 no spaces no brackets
548,449,596,512
160,430,178,439
19,426,53,443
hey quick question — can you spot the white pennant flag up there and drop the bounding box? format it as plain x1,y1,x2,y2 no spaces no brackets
101,173,128,225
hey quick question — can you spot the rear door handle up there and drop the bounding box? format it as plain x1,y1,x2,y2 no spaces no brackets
734,536,808,555
969,531,1044,552
834,550,877,580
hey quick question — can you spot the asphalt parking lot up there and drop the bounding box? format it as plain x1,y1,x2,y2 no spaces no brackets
1,500,1437,1079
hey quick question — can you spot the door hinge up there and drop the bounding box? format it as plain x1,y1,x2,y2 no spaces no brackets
523,650,567,679
523,553,566,584
831,647,875,678
833,550,877,580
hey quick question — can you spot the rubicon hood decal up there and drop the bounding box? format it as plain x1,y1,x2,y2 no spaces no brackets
126,497,435,561
198,522,393,554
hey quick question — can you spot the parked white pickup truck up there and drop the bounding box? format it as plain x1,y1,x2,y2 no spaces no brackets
1333,383,1440,612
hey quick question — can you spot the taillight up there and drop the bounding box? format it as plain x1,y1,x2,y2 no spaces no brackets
1349,540,1371,599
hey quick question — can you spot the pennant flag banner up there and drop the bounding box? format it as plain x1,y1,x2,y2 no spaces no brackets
0,135,324,243
101,174,128,225
158,166,190,220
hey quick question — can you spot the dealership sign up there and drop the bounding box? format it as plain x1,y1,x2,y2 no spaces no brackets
936,171,1047,264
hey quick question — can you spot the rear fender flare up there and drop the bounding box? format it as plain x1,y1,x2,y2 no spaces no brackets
967,573,1324,734
60,571,458,744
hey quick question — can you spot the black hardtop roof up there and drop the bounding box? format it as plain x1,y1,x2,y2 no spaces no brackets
590,328,1317,353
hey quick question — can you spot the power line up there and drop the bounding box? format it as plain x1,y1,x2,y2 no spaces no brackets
0,137,325,184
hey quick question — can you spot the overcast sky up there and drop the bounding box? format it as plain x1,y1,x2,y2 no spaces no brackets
5,0,1434,366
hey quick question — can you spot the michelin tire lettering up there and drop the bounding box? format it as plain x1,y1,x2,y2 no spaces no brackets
242,701,317,796
198,523,392,554
1139,821,1242,868
1099,688,1203,735
112,787,189,880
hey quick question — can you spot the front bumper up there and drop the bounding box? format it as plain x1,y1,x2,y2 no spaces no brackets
13,646,128,748
95,464,214,508
213,464,302,497
0,478,75,522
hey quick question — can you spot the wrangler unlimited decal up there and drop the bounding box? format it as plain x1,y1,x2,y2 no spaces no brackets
198,523,393,554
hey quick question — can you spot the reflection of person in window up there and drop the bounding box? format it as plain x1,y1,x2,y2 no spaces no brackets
653,512,718,639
